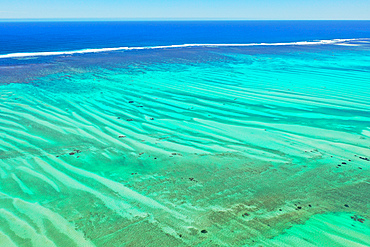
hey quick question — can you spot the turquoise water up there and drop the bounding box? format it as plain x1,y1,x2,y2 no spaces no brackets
0,42,370,246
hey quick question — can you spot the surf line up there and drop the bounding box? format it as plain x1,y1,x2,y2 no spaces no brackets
0,38,364,59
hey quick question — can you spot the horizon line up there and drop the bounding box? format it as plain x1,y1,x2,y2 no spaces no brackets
1,18,370,22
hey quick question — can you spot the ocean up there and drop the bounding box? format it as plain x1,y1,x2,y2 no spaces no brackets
0,21,369,246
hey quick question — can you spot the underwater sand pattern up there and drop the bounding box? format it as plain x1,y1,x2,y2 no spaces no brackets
0,45,370,246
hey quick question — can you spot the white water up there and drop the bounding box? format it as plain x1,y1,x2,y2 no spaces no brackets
0,38,365,59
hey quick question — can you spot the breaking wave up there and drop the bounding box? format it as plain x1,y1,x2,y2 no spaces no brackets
0,38,367,59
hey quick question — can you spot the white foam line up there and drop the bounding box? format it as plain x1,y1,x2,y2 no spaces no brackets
0,38,364,59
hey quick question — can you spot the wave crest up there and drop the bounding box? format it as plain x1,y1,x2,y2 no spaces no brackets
0,38,366,59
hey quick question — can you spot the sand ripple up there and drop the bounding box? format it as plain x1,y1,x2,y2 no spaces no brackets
0,46,369,246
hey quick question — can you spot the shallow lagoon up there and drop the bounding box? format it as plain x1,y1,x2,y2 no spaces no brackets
0,42,370,246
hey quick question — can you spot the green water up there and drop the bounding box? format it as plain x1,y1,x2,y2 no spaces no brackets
0,45,369,246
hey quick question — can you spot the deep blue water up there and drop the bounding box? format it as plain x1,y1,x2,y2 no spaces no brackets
0,21,370,55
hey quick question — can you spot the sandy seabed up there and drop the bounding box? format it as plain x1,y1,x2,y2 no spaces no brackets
0,45,369,246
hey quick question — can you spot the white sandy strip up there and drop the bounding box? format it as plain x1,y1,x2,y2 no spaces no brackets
34,157,143,219
1,194,96,247
16,166,61,192
0,231,17,247
0,209,57,247
362,129,370,138
261,213,370,247
48,156,190,222
10,173,34,195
